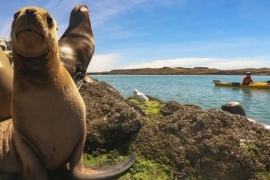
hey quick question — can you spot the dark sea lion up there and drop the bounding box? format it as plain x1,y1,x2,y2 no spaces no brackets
59,5,95,88
221,102,270,129
0,48,13,121
221,102,247,116
0,6,135,179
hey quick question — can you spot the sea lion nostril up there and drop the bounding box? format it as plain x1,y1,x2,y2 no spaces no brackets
25,9,36,14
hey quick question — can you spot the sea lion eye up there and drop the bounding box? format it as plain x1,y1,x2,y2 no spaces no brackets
47,15,54,28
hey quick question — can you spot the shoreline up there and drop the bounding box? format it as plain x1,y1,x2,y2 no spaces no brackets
87,67,270,75
79,82,270,179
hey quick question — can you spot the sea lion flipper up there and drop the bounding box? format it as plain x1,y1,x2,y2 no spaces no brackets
72,153,136,180
13,131,48,179
0,48,13,121
72,70,86,89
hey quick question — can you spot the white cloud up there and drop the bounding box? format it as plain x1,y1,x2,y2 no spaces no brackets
87,53,122,72
121,57,270,70
86,54,270,72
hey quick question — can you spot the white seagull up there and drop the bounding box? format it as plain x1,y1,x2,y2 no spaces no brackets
133,89,149,102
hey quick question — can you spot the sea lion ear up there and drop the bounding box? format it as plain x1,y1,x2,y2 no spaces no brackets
11,12,20,36
13,12,20,20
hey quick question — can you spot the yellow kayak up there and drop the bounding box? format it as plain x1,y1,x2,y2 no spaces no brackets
213,80,270,89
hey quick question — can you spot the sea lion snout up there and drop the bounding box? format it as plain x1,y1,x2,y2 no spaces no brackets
75,5,89,13
25,8,37,15
11,6,57,58
79,5,89,12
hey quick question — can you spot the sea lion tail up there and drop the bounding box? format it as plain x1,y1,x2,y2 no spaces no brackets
73,153,136,180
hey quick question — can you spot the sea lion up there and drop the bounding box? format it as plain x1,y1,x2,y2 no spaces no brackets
59,5,95,89
0,6,135,179
221,102,247,116
0,48,13,121
221,102,270,130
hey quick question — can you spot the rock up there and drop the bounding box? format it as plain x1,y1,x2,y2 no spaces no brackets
0,38,11,51
221,102,247,116
79,83,270,179
160,101,184,116
2,81,270,179
79,81,144,152
131,106,270,179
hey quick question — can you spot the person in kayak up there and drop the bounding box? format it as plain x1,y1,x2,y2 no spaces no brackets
242,72,253,85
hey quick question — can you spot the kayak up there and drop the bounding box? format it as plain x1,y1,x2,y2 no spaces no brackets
213,80,270,89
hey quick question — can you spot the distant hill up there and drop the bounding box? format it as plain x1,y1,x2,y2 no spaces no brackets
88,67,270,75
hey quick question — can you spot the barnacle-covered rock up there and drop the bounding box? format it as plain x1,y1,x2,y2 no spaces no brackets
79,81,144,152
131,104,270,179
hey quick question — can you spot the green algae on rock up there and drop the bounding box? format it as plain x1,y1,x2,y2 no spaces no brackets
84,151,173,180
129,98,164,116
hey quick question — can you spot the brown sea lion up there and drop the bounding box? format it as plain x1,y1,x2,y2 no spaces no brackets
0,48,13,121
221,102,247,116
0,6,135,179
221,102,270,129
59,5,95,89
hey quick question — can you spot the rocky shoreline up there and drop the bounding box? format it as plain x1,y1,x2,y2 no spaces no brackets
2,80,270,179
79,81,270,179
88,67,270,75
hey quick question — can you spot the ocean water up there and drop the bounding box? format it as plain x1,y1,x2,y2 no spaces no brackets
92,75,270,124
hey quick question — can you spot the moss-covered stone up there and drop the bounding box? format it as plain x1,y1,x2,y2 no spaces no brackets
83,151,173,180
129,98,165,116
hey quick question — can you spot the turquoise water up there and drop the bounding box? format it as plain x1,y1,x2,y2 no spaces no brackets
92,75,270,124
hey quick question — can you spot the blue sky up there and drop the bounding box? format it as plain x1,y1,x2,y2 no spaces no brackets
0,0,270,72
